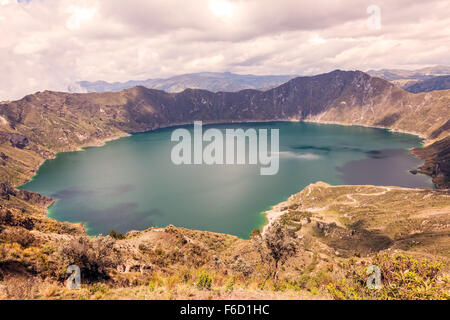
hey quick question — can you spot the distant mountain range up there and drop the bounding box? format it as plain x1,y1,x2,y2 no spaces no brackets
69,72,296,94
404,75,450,93
367,66,450,92
72,67,450,96
367,65,450,81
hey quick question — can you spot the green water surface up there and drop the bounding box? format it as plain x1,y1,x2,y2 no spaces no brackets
20,122,432,238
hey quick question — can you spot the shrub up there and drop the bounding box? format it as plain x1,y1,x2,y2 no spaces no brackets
0,276,40,300
231,256,254,278
250,229,261,238
88,283,110,296
178,268,192,283
0,210,13,226
108,230,125,240
197,271,212,290
225,277,235,292
3,227,36,248
0,210,34,230
251,221,298,281
258,279,267,290
56,236,119,281
328,254,449,300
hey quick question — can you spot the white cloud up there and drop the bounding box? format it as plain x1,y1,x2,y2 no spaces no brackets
209,0,234,20
66,5,97,30
0,0,449,101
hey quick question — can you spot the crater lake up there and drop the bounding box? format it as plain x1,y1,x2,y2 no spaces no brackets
20,122,433,238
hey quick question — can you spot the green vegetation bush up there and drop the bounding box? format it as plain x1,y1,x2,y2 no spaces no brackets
225,277,235,292
250,228,261,238
258,279,267,290
88,283,110,296
327,254,449,300
108,230,125,240
196,271,212,290
280,211,312,232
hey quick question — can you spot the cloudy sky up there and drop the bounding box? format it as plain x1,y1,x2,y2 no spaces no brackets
1,0,449,101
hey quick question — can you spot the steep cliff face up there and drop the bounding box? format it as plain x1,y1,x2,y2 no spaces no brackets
0,70,449,186
412,136,450,189
0,182,54,207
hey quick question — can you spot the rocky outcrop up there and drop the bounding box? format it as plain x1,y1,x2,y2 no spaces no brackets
412,136,450,189
0,182,54,207
0,153,8,161
0,132,29,149
0,183,20,201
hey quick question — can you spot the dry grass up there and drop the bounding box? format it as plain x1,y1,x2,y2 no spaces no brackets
0,182,448,300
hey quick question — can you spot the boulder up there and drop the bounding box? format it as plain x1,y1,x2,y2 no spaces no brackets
0,132,30,149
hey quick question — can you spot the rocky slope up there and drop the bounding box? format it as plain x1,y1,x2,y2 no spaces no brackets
412,136,450,189
405,75,450,93
368,65,450,89
0,181,448,299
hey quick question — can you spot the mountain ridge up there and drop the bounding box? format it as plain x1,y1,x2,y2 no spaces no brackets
367,65,450,81
368,66,450,91
405,75,450,93
69,71,296,94
0,70,449,188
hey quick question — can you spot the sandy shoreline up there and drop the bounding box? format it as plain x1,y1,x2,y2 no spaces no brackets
261,199,291,235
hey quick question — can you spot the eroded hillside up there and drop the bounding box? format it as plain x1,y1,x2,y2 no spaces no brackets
0,182,448,299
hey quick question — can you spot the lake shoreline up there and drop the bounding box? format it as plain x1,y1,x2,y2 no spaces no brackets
303,119,428,141
18,119,432,238
261,199,290,235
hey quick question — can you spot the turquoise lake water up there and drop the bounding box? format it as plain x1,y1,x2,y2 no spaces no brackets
20,122,432,238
